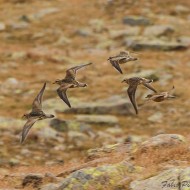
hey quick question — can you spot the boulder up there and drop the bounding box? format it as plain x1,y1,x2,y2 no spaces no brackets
123,16,151,26
62,95,133,115
129,39,188,51
138,134,186,152
57,161,141,190
143,25,175,37
75,115,119,126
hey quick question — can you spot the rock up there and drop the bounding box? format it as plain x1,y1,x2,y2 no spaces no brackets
75,28,93,37
177,36,190,46
147,112,163,123
62,95,133,115
173,5,190,14
75,115,119,126
143,25,175,37
37,126,58,140
130,39,188,51
130,168,181,190
0,117,23,129
123,16,151,26
53,36,71,46
40,183,59,190
96,39,115,50
87,143,137,160
89,19,105,33
28,8,60,21
10,51,27,60
57,161,141,190
67,131,89,147
105,126,123,135
22,173,43,188
0,22,6,31
49,118,94,134
109,27,140,39
139,134,186,152
9,21,29,30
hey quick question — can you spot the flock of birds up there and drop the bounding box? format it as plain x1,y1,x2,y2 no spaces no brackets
20,51,175,143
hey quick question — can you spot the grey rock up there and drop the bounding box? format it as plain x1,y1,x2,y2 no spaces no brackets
177,36,190,46
123,16,151,26
62,95,133,115
75,28,93,37
174,5,190,14
109,27,140,39
139,134,186,152
130,168,181,190
130,39,188,51
28,8,60,21
147,112,163,123
40,183,59,190
57,161,139,190
49,119,93,133
75,115,119,126
89,19,105,33
37,126,58,140
9,22,29,30
143,25,175,37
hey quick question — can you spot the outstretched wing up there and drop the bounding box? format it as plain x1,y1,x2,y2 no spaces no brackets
109,59,123,74
20,118,39,144
143,83,157,93
32,82,46,112
57,84,73,108
65,63,92,80
127,84,138,114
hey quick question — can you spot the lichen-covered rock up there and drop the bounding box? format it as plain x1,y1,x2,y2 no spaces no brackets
138,134,186,152
87,143,137,160
130,168,181,190
131,167,190,190
57,161,142,190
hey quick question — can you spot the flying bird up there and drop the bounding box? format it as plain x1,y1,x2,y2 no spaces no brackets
53,63,92,108
108,51,138,74
20,82,54,144
145,86,175,102
122,77,157,114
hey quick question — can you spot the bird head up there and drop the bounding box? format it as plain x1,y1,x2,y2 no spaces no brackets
53,79,61,85
22,114,28,119
121,79,128,83
145,94,153,99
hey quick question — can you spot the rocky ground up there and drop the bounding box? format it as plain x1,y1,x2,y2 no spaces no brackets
0,0,190,189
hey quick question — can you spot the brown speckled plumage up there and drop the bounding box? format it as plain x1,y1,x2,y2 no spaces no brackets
20,83,54,144
108,51,138,74
122,77,157,114
53,63,92,108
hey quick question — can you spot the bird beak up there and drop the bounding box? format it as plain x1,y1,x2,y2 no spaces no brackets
121,79,126,83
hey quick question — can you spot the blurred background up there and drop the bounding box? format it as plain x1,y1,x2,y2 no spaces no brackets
0,0,190,187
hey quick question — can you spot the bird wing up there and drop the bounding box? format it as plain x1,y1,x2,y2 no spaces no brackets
65,63,92,80
143,83,157,93
57,83,73,108
109,59,123,74
32,82,46,112
127,84,138,114
20,118,39,144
